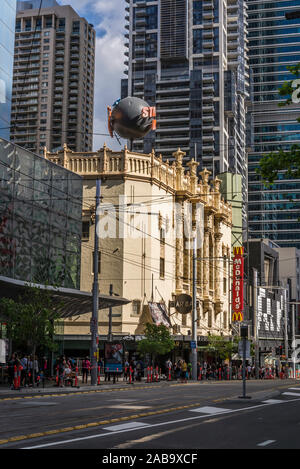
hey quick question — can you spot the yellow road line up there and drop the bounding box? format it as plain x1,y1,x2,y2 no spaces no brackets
0,402,203,446
0,385,161,402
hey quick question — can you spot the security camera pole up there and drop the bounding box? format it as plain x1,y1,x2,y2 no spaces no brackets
91,179,101,386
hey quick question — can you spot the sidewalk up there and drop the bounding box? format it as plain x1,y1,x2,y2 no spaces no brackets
0,376,169,395
0,376,296,397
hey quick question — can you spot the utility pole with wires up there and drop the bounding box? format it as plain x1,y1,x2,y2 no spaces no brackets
192,233,197,380
91,179,101,386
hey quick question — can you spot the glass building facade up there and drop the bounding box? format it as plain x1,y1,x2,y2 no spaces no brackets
247,0,300,248
0,0,16,141
0,138,82,289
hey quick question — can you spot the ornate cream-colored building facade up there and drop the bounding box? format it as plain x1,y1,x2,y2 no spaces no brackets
46,144,232,344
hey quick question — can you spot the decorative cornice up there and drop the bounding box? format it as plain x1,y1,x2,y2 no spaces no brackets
45,145,232,225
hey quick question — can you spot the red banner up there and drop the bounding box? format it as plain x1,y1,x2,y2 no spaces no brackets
232,246,244,322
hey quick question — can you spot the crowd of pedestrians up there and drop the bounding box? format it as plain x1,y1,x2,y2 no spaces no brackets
3,352,292,389
7,352,49,388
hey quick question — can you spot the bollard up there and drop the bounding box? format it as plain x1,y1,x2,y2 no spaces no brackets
124,366,127,382
56,365,59,385
150,366,153,382
97,366,100,385
219,368,221,381
156,366,158,382
147,366,150,383
75,366,79,387
129,366,132,384
168,365,171,381
13,365,18,390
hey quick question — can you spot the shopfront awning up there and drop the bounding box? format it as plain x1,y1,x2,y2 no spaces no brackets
0,276,131,318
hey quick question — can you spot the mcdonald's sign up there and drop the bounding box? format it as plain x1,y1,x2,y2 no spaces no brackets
232,312,243,322
232,246,244,322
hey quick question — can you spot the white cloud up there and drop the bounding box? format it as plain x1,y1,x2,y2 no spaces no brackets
92,0,126,150
60,0,127,150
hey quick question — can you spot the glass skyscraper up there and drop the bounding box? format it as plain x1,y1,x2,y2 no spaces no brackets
0,0,16,141
122,0,249,210
248,0,300,248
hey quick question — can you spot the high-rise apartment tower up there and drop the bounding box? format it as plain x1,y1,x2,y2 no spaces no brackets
122,0,249,204
10,0,95,154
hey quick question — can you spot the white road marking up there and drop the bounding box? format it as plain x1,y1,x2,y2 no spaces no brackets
103,422,150,432
288,388,300,391
257,440,276,447
20,396,300,450
190,406,230,414
282,392,300,397
262,400,285,405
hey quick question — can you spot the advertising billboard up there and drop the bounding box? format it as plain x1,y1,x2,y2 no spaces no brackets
104,342,123,373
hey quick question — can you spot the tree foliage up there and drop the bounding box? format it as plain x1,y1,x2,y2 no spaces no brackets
257,63,300,184
0,285,60,354
206,335,240,360
137,323,175,357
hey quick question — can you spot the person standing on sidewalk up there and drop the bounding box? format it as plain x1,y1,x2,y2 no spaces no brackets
181,360,188,383
82,357,91,384
20,354,28,387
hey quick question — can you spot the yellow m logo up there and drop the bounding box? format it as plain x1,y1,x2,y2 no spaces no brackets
232,312,243,322
233,246,243,256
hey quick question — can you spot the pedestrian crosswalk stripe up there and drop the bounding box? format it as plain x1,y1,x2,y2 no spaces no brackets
262,400,285,404
282,392,300,397
103,421,150,432
257,440,276,447
190,406,230,414
288,388,300,391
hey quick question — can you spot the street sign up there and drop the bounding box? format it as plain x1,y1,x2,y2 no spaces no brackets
175,294,193,314
191,341,196,349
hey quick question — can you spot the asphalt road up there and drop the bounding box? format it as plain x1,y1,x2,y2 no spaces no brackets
1,379,300,450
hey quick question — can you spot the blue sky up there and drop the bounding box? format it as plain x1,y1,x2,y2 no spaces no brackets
59,0,126,150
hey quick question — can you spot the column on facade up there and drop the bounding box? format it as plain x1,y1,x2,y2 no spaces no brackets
203,226,210,299
214,222,223,301
175,201,184,293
